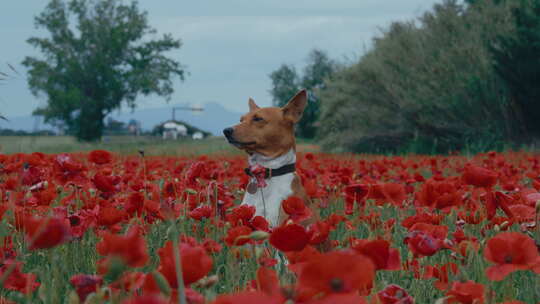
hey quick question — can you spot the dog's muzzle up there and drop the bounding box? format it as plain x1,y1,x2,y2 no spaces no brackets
223,127,234,139
223,127,255,147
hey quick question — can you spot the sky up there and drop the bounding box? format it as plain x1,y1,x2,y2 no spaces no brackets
0,0,441,118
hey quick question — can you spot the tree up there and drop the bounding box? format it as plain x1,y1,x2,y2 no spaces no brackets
491,0,540,138
317,0,521,153
269,49,336,139
23,0,185,141
269,64,300,107
299,49,336,139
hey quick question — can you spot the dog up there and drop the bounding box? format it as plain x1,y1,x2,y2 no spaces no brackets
223,89,317,227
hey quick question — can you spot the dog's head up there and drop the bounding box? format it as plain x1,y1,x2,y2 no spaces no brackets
223,89,308,157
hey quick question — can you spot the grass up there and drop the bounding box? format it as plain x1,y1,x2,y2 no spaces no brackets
0,136,321,156
0,136,237,156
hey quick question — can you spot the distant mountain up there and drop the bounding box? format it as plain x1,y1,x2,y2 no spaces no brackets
0,102,241,136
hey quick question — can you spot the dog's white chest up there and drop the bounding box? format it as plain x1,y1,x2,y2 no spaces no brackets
241,149,296,227
242,173,294,227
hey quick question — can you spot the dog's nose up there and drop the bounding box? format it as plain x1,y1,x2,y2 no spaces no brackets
223,127,234,138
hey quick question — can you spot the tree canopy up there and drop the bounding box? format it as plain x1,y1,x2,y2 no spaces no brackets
23,0,185,141
269,49,336,139
316,0,531,153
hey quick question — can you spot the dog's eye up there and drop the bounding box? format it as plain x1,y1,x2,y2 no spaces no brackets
253,116,263,122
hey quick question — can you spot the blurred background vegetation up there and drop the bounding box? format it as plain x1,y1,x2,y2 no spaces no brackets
3,0,540,155
270,0,540,154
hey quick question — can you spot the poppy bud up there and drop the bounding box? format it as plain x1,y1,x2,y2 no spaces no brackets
493,224,500,232
165,226,177,240
434,297,448,304
254,247,264,259
68,291,80,304
194,274,219,288
500,221,510,230
249,231,269,241
185,188,198,195
152,271,172,297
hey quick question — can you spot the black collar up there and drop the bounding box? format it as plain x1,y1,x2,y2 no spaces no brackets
244,163,296,179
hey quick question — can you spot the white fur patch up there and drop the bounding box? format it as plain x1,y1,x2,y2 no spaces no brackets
242,149,296,227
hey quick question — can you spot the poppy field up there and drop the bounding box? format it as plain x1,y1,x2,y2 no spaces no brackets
0,150,539,303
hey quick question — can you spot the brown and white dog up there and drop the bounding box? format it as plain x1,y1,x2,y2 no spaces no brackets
223,89,316,227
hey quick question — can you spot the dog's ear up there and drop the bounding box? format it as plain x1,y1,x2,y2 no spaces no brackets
248,97,260,112
282,89,308,123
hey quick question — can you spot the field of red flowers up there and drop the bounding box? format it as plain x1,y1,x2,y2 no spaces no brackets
0,150,539,303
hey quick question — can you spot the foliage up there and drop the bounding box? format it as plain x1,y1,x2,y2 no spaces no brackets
269,49,337,139
491,0,540,139
318,0,526,154
22,0,185,142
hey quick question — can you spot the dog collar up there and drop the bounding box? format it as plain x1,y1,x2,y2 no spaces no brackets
244,163,296,179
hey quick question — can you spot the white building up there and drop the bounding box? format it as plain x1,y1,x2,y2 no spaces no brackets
192,131,204,140
162,121,188,140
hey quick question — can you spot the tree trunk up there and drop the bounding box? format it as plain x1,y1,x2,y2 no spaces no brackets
76,98,104,142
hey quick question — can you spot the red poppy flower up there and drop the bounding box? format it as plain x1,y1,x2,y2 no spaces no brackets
158,241,213,287
92,173,120,194
485,191,514,220
309,293,368,304
344,184,369,214
256,267,280,296
446,280,484,304
307,221,330,245
88,150,113,165
125,192,145,216
23,215,71,250
376,284,414,304
70,274,102,302
185,161,205,187
415,179,462,211
189,205,214,221
282,196,312,223
97,205,126,227
122,295,168,304
96,225,149,268
21,165,44,186
226,205,256,226
380,183,407,207
367,183,407,207
351,239,401,271
212,291,279,304
462,164,497,188
297,250,375,294
423,262,459,291
401,210,443,229
484,232,540,281
54,153,87,184
225,225,252,246
270,223,309,252
286,245,323,274
0,260,40,294
404,223,448,257
250,216,270,232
